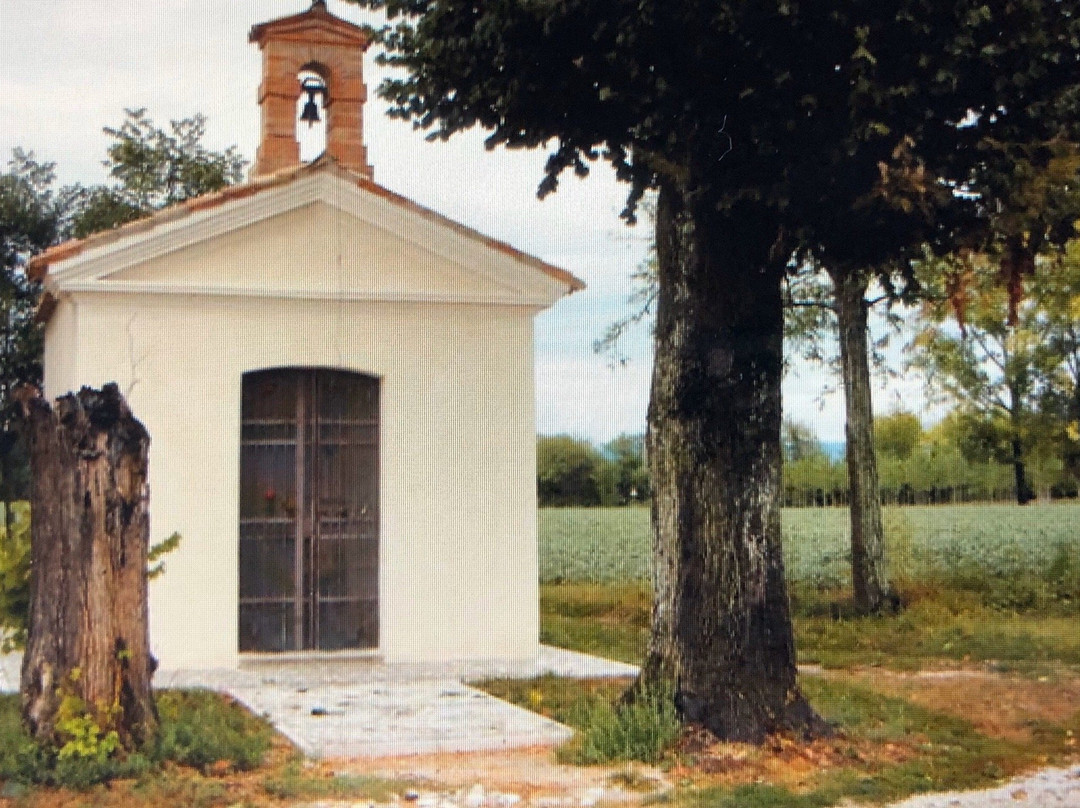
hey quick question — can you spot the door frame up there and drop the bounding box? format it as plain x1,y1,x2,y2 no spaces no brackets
237,366,381,654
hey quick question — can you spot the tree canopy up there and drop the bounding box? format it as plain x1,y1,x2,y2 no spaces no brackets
0,110,247,497
347,0,1080,742
69,109,247,239
364,1,1080,266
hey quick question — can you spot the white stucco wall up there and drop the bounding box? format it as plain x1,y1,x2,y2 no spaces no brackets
41,191,553,669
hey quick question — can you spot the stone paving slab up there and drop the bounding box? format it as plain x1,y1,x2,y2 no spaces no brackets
1,647,636,759
224,680,572,759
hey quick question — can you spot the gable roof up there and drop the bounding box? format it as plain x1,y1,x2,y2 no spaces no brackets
28,157,586,303
248,0,369,48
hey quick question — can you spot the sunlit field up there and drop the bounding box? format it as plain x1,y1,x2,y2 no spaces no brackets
540,502,1080,592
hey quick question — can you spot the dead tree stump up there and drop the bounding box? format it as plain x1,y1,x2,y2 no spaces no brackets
18,383,158,750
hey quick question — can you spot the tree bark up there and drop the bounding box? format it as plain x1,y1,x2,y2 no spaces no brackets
830,269,896,614
1010,436,1032,505
19,384,157,750
638,184,826,743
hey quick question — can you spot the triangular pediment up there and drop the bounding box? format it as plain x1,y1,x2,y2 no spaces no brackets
42,168,580,308
249,4,369,48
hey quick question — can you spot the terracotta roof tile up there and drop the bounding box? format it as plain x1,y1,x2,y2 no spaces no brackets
28,159,585,292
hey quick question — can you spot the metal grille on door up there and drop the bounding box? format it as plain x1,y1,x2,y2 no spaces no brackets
238,368,379,652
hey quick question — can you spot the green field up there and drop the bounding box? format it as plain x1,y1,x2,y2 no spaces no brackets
539,502,1080,671
540,502,1080,592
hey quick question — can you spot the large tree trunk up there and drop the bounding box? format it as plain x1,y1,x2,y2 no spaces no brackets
831,270,896,614
638,184,826,743
19,384,157,750
1010,436,1032,505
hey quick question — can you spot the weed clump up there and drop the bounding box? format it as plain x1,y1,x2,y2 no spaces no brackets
561,683,680,764
154,689,273,773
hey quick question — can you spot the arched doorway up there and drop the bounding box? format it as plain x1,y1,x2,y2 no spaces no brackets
239,368,379,652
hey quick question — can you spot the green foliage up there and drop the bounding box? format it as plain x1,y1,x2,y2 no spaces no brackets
875,412,922,461
537,435,604,506
604,434,650,504
154,689,273,773
55,691,121,764
0,691,151,790
0,689,272,790
66,185,143,240
783,453,849,508
1,110,246,510
561,682,680,765
0,151,56,486
67,109,247,240
147,531,182,581
537,434,649,507
352,0,1080,245
0,508,180,650
780,408,1075,507
914,257,1077,502
782,419,826,463
0,502,30,651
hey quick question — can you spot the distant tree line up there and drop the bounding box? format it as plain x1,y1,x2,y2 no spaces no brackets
783,410,1078,507
541,409,1079,508
536,434,650,507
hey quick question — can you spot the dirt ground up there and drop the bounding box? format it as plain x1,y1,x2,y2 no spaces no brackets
4,667,1079,808
848,667,1080,746
341,666,1080,801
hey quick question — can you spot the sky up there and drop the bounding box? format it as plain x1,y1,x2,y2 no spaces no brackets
0,0,940,445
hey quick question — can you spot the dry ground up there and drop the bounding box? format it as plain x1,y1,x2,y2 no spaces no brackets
2,666,1078,808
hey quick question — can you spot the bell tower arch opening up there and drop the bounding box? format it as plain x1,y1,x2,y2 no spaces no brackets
297,66,329,163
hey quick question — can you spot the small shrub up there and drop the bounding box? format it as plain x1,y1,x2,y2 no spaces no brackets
561,682,680,764
155,689,274,773
0,513,181,651
0,689,274,790
4,737,151,790
0,503,30,651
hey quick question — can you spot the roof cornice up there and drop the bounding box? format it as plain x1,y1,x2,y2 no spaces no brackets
33,162,584,307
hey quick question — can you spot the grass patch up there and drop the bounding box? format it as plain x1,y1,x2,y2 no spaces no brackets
482,671,1075,808
677,675,1061,807
541,583,650,665
0,689,417,807
0,688,273,791
539,579,1080,673
792,586,1080,671
261,759,403,802
130,772,230,808
529,573,1080,805
562,683,681,765
478,675,678,764
477,674,630,727
680,784,835,808
154,688,274,773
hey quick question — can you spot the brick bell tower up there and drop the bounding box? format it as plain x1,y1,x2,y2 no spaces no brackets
249,0,373,177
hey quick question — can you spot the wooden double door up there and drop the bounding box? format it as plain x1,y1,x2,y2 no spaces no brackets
239,368,379,652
